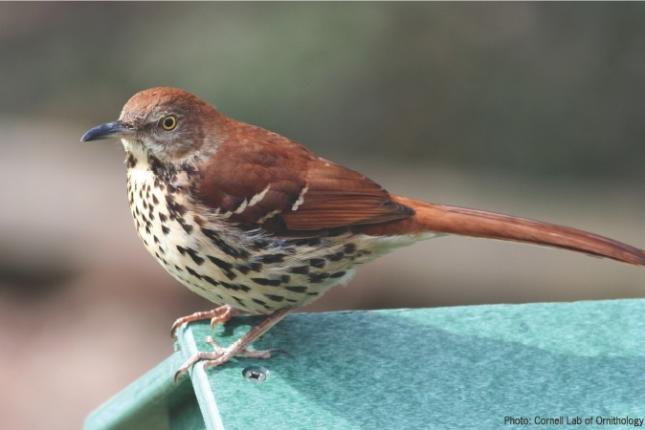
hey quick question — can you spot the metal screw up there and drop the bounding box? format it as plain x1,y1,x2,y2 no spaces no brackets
242,366,269,383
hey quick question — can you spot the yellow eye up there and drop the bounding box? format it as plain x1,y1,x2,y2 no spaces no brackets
160,115,177,131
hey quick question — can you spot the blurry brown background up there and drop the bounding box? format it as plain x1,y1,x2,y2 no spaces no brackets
0,3,643,429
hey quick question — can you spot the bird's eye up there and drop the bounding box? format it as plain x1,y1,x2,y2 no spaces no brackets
159,115,177,131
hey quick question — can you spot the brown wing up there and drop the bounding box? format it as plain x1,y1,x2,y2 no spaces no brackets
196,119,412,233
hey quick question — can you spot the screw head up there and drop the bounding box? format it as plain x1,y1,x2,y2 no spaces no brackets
242,366,269,383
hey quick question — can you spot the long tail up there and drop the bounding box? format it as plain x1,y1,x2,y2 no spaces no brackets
361,196,645,266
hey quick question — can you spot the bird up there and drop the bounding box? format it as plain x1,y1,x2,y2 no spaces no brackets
81,87,645,378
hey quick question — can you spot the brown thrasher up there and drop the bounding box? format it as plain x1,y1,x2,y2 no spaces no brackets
82,87,645,377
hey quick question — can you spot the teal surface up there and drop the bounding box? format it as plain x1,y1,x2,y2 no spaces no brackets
83,351,203,430
86,300,645,430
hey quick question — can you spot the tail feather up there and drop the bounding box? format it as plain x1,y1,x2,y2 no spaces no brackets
361,196,645,266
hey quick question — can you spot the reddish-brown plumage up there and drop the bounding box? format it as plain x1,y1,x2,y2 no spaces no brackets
183,90,644,266
360,197,645,265
197,115,412,231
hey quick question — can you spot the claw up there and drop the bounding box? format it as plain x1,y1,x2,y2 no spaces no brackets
174,351,223,383
170,305,235,338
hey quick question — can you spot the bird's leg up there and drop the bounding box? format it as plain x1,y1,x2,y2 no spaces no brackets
170,304,238,338
175,309,290,381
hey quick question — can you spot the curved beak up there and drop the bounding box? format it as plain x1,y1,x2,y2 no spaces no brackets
81,120,134,142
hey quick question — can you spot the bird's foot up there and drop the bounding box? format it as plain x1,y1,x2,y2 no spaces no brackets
174,337,282,382
170,305,238,338
205,336,284,359
174,309,290,382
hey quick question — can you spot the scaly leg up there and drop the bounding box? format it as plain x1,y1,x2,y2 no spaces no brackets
170,304,238,338
175,309,290,381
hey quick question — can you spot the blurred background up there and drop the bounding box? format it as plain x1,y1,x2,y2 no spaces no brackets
0,3,643,428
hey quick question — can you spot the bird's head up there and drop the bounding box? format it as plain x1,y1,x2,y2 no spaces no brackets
81,87,220,161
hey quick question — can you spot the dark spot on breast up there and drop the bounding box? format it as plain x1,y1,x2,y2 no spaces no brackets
165,195,187,219
174,265,183,272
202,275,218,286
309,258,325,268
159,212,167,222
153,235,160,244
251,277,281,287
221,282,251,292
186,266,202,280
327,251,345,262
308,272,329,283
289,266,309,274
207,255,232,271
152,195,159,205
180,222,193,234
181,162,197,175
232,296,245,306
343,243,356,254
207,255,236,280
236,262,263,274
162,225,170,235
329,271,346,279
285,286,307,293
252,298,267,306
202,228,249,259
258,254,285,264
250,239,270,251
126,153,138,168
184,247,205,265
149,155,178,184
264,294,284,302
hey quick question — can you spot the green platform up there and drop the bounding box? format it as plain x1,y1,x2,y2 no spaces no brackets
85,300,645,430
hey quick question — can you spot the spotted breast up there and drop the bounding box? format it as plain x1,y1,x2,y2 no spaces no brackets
124,148,419,315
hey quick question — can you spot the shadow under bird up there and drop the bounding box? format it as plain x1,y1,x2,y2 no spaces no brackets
81,87,645,378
